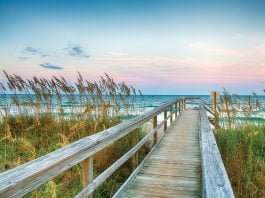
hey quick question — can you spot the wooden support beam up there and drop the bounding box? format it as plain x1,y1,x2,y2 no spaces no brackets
153,116,157,146
81,157,93,198
164,110,167,131
175,102,178,117
180,100,183,111
170,106,173,123
211,91,220,129
131,130,139,170
179,99,183,111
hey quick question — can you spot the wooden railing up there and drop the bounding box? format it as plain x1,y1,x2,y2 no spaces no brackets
186,98,234,197
115,98,234,198
199,100,234,198
0,97,234,198
0,98,186,198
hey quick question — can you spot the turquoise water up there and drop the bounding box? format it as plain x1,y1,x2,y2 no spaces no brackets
1,94,265,119
1,94,264,105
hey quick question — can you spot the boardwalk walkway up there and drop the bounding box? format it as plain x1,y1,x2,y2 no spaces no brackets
119,110,201,197
0,99,234,198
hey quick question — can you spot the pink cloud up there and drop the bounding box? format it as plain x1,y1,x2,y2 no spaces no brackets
2,43,264,94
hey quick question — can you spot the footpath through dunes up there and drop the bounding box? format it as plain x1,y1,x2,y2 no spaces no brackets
0,98,234,198
115,110,202,198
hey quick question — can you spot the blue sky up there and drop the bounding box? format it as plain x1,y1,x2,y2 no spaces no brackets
0,0,265,94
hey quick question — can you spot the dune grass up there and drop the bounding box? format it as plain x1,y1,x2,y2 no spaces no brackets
0,71,149,197
214,90,265,197
215,124,265,198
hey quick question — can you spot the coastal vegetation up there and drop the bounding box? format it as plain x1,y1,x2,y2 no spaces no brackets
0,71,147,197
214,91,265,198
215,124,265,198
1,71,264,197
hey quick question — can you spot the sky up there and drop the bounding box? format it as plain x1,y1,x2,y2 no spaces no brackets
0,0,265,95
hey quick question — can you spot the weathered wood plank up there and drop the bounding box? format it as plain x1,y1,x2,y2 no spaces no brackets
131,130,139,170
81,157,93,198
170,106,173,123
113,122,169,197
199,105,234,198
175,101,178,117
123,192,197,198
75,113,174,197
126,183,200,195
123,187,199,197
153,115,157,145
136,175,200,186
0,99,180,197
116,110,202,198
164,110,167,131
1,98,234,198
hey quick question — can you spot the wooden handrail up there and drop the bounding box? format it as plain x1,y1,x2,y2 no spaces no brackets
203,105,215,116
0,98,186,197
113,112,173,198
76,112,174,197
199,104,234,198
0,97,234,198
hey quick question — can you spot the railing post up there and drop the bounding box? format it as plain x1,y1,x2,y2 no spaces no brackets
180,100,183,111
175,101,178,117
170,105,173,124
164,110,167,131
184,99,186,110
178,100,181,114
211,91,220,129
81,157,93,198
153,116,158,146
131,129,139,170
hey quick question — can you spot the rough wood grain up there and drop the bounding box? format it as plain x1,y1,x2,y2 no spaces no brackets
175,101,178,117
76,113,173,198
116,110,202,198
0,98,234,198
164,110,167,131
153,116,158,145
170,106,173,123
113,114,174,197
199,105,234,198
0,99,179,197
131,130,139,170
81,157,93,198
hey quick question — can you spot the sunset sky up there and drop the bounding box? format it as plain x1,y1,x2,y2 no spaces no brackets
0,0,265,94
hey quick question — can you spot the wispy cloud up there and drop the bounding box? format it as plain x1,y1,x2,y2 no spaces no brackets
105,51,128,57
90,52,265,87
24,46,42,55
18,56,30,60
39,63,63,70
64,44,89,58
189,41,265,58
21,46,49,59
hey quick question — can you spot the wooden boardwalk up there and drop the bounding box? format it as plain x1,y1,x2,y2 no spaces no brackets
0,98,234,198
119,110,201,197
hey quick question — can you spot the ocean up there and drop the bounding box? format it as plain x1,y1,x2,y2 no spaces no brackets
1,94,265,121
